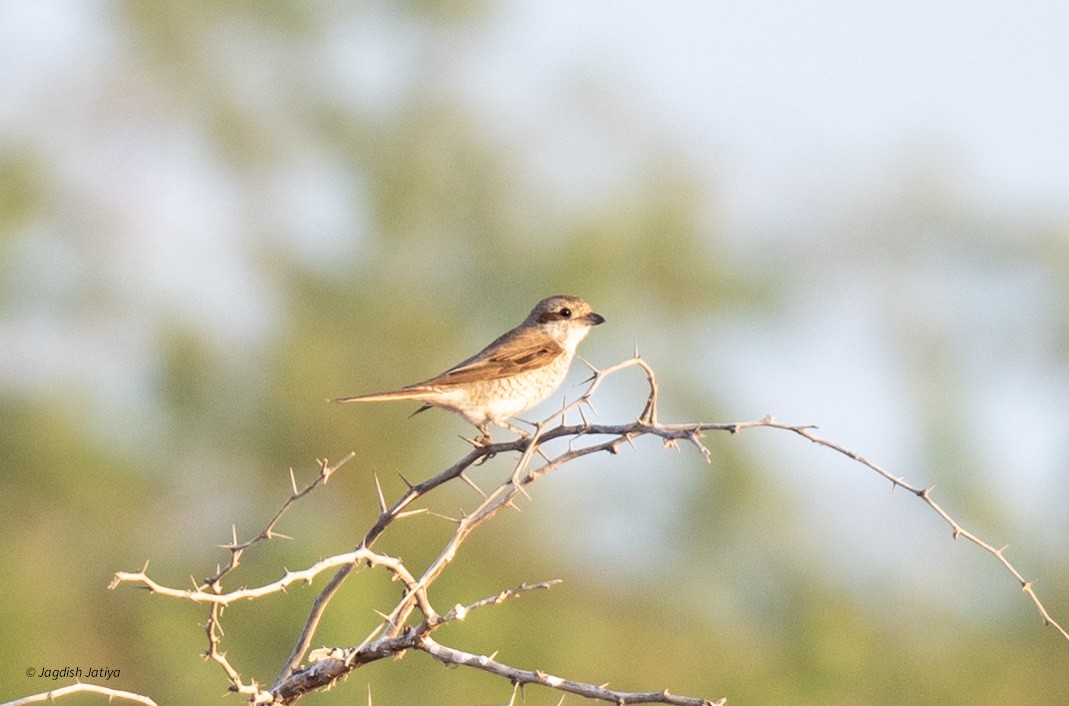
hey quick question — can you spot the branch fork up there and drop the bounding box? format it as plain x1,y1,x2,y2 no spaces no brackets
95,356,1069,706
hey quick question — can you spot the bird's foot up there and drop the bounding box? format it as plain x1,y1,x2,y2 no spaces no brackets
472,425,494,447
459,434,492,450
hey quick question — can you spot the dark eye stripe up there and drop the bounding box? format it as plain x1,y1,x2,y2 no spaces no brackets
537,309,573,324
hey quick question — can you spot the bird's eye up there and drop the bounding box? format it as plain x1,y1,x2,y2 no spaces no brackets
559,307,572,318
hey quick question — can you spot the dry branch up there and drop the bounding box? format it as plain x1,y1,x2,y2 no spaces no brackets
0,683,159,706
99,355,1067,706
417,637,724,706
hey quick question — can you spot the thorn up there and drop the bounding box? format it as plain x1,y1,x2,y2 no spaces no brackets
693,442,712,463
330,451,355,476
578,404,591,428
458,472,487,498
514,416,538,429
510,473,532,499
425,510,459,524
398,474,415,490
553,396,569,427
289,468,299,494
373,474,388,514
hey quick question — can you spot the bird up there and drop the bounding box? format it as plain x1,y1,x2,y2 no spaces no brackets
332,295,605,443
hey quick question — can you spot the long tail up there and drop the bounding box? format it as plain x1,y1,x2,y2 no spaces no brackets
331,388,432,404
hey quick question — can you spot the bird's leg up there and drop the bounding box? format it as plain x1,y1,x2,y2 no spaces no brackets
473,423,494,447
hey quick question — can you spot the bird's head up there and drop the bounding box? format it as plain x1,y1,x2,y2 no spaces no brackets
526,295,605,351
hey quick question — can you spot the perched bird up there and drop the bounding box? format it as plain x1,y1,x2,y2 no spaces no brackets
333,295,605,442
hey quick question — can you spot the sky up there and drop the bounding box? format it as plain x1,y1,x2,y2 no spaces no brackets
458,0,1069,226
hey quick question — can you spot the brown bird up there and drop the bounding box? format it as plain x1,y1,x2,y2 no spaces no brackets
333,295,605,442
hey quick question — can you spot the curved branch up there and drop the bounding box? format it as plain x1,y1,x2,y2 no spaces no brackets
0,684,159,706
417,637,725,706
105,355,1068,706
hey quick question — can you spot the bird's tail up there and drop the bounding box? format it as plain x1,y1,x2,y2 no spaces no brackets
330,388,432,404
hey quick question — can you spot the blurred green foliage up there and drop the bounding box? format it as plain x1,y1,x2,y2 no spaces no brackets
2,3,1068,705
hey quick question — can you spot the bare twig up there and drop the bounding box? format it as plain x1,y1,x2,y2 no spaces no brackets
0,683,159,706
418,637,724,706
206,454,355,588
272,581,570,702
111,547,429,613
204,600,264,700
104,356,1067,706
777,425,1069,643
272,445,493,686
422,580,562,629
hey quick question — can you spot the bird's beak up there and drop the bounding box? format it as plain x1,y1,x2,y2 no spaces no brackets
585,312,606,326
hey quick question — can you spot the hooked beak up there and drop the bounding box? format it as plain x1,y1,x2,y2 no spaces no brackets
585,312,606,326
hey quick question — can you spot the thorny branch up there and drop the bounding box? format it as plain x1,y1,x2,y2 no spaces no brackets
0,684,159,706
102,356,1068,706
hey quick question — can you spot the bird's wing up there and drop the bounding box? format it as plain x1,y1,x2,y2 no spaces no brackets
415,326,563,387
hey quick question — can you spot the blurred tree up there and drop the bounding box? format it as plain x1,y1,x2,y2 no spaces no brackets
1,2,1067,705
